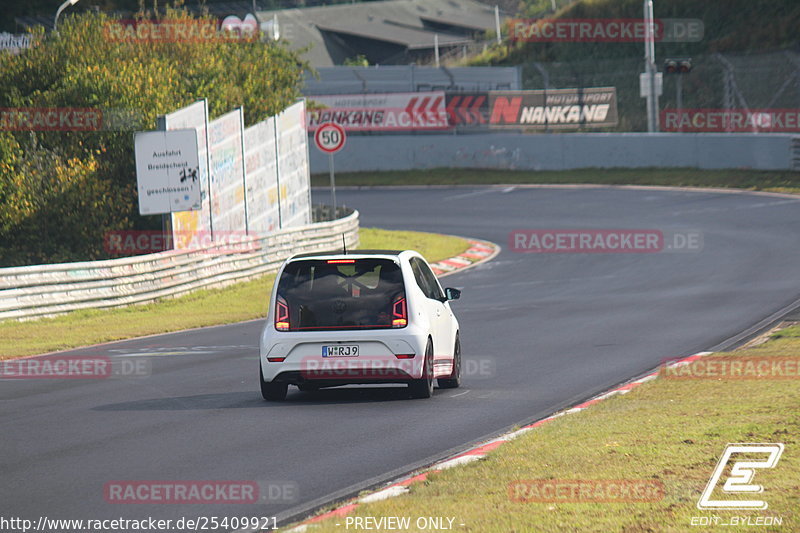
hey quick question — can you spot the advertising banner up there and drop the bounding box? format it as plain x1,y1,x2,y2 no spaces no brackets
308,89,617,131
163,100,212,247
208,108,246,234
445,93,490,128
276,100,312,228
488,88,618,130
244,118,280,235
307,92,449,132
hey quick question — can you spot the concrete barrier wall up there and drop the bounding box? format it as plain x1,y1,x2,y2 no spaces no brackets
0,212,359,321
310,133,797,173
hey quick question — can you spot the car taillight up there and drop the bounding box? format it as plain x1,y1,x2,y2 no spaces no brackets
392,295,407,328
275,296,290,331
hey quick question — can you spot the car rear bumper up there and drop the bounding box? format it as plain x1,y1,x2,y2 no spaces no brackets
269,369,416,387
259,325,428,383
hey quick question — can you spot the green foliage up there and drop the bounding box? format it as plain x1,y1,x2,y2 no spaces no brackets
477,0,800,65
0,134,110,265
0,10,305,266
1,0,381,33
342,54,369,67
470,0,800,132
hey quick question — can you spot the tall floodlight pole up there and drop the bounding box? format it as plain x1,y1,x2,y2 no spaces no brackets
494,5,502,44
644,0,659,132
54,0,79,33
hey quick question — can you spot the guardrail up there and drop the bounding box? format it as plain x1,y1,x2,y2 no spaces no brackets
0,210,359,322
309,133,797,172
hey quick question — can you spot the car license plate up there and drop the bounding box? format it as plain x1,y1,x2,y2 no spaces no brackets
322,345,359,357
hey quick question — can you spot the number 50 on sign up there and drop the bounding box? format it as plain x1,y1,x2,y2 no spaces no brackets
314,122,346,215
314,122,346,154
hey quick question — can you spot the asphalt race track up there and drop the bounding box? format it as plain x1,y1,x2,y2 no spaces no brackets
3,186,800,527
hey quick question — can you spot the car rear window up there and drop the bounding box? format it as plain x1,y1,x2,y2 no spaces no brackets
276,258,406,331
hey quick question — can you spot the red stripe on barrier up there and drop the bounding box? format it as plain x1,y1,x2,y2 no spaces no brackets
397,472,430,486
460,440,506,456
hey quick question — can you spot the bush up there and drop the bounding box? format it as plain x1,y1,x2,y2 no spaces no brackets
0,9,306,266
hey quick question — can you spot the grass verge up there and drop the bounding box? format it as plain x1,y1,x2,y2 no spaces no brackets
0,228,469,359
311,168,800,194
301,325,800,532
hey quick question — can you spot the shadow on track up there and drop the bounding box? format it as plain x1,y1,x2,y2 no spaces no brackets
92,385,423,411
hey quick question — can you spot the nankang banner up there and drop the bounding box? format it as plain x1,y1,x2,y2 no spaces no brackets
488,88,618,130
307,92,449,132
307,88,618,132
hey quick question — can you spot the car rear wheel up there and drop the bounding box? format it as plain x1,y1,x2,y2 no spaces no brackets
409,339,434,399
438,334,461,389
260,364,288,401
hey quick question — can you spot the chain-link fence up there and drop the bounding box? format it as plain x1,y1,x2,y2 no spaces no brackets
522,49,800,132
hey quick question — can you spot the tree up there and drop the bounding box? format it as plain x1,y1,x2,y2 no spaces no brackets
0,10,306,265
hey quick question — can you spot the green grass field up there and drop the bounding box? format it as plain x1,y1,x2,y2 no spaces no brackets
311,168,800,194
300,325,800,532
0,228,469,359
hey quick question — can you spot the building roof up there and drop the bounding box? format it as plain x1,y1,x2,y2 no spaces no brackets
16,0,504,67
258,0,504,67
315,21,472,50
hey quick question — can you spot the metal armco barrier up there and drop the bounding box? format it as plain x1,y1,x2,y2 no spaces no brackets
0,211,359,321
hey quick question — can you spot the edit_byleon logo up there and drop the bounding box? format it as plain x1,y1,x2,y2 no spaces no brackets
697,443,784,510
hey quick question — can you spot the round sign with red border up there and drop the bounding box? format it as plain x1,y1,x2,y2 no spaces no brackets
314,123,346,154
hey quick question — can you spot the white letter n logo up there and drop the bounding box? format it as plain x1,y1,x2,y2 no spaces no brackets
698,443,784,510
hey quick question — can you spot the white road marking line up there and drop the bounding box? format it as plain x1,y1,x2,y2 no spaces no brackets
108,351,216,357
358,485,409,503
435,455,483,469
444,188,502,200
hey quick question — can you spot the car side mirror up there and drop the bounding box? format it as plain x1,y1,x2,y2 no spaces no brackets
444,287,461,301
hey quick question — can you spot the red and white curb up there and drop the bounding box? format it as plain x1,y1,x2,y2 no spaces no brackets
285,351,714,532
430,239,500,278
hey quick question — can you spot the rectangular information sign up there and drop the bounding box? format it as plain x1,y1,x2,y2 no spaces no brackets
134,129,201,215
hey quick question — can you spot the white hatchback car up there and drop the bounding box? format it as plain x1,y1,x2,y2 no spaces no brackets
259,250,462,401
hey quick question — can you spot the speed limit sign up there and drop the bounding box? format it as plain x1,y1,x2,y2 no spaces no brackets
315,123,346,217
314,122,346,154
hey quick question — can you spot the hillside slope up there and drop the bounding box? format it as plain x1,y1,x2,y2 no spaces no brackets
476,0,800,65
